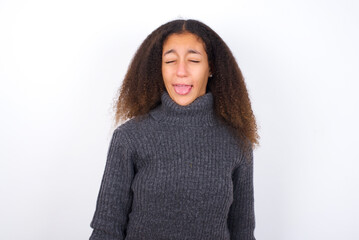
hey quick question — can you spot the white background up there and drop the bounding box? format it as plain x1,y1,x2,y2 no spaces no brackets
1,0,358,239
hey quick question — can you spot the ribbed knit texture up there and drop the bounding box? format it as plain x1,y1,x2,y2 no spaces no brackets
89,91,256,240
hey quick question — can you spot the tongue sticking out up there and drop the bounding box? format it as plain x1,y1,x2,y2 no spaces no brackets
174,85,192,95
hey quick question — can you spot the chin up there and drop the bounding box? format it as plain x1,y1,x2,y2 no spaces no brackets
172,95,196,106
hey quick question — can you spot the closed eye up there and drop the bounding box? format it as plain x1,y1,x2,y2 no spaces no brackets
165,60,175,64
190,60,200,63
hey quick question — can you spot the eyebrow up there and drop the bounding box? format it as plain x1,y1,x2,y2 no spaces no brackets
163,49,202,56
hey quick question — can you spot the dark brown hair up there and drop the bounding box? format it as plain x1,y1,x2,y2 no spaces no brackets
112,19,260,157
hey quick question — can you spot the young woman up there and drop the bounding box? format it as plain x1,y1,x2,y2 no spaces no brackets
89,19,260,240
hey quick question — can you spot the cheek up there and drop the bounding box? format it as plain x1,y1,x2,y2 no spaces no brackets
161,65,166,75
192,68,209,82
161,67,171,84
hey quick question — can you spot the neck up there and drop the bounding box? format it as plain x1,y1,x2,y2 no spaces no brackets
149,91,219,127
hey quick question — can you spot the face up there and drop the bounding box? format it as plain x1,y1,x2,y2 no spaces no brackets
162,32,211,106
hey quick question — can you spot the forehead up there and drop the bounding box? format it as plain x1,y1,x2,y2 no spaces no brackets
162,32,206,51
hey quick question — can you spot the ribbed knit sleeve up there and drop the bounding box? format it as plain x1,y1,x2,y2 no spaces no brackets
227,146,256,240
89,128,135,240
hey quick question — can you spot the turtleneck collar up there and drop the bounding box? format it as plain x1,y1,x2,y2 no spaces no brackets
149,91,219,127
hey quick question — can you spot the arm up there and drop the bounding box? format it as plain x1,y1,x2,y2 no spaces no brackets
227,146,256,240
89,128,136,240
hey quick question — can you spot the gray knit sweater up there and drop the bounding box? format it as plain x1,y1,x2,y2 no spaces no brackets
89,91,256,240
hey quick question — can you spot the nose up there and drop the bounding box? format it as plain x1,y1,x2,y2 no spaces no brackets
176,60,188,77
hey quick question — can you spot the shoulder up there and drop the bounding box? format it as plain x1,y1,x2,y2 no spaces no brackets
115,113,154,133
112,113,155,146
216,123,253,166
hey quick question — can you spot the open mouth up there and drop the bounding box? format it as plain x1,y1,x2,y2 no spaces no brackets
173,84,193,95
